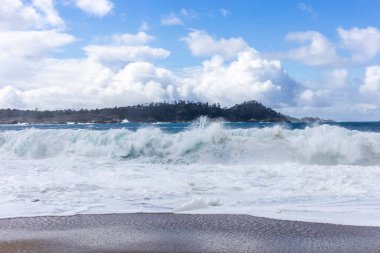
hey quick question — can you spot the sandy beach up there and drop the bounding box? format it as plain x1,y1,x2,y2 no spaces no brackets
0,213,379,253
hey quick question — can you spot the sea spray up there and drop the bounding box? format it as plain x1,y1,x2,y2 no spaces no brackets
1,124,380,165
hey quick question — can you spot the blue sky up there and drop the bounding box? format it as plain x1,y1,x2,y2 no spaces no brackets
1,0,380,120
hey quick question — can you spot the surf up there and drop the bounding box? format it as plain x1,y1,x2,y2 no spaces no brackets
1,123,380,165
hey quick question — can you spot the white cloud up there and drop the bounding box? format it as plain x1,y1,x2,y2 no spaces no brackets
0,59,178,109
299,89,315,103
360,65,380,95
220,8,230,17
179,9,199,19
161,9,199,26
161,15,184,26
0,0,64,30
298,3,316,18
283,31,340,66
107,62,177,103
326,68,348,88
0,30,74,58
180,49,297,107
139,21,149,31
0,30,75,86
298,3,312,13
0,15,379,121
297,88,331,106
294,68,351,108
0,30,298,110
84,45,170,65
0,86,25,108
111,32,154,45
32,0,64,27
73,0,113,17
0,0,73,90
181,30,249,60
338,26,380,62
84,32,170,67
0,30,173,109
180,32,298,107
282,27,380,66
0,2,299,111
0,51,297,109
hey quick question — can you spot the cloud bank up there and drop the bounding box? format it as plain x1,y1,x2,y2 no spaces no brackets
0,27,298,111
1,1,380,120
282,26,380,66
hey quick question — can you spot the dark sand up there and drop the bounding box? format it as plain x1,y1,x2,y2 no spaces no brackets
0,213,379,253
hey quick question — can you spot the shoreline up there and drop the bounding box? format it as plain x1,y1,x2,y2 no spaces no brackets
1,213,379,252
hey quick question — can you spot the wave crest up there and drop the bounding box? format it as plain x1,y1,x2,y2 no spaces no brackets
1,124,380,165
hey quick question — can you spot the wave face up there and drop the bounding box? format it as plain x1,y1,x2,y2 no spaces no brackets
1,124,380,165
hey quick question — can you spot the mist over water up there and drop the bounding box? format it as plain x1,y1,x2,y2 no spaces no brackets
1,121,380,225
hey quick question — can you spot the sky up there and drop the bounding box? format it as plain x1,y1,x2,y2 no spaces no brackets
1,0,380,121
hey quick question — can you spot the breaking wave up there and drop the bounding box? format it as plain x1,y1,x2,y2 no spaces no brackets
1,123,380,165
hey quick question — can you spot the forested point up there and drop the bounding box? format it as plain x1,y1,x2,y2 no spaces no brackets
0,100,289,124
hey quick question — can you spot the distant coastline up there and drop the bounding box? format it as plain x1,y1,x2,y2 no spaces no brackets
0,100,333,124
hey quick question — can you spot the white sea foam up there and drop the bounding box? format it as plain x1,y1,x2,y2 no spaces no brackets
1,124,380,226
1,124,380,165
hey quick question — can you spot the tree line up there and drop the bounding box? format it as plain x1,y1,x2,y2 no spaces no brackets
0,100,288,124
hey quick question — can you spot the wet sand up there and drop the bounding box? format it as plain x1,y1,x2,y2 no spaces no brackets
0,213,379,253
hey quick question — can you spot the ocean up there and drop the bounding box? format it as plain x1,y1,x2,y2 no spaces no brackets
1,119,380,226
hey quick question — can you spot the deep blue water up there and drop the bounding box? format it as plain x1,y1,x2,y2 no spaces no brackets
1,121,380,133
